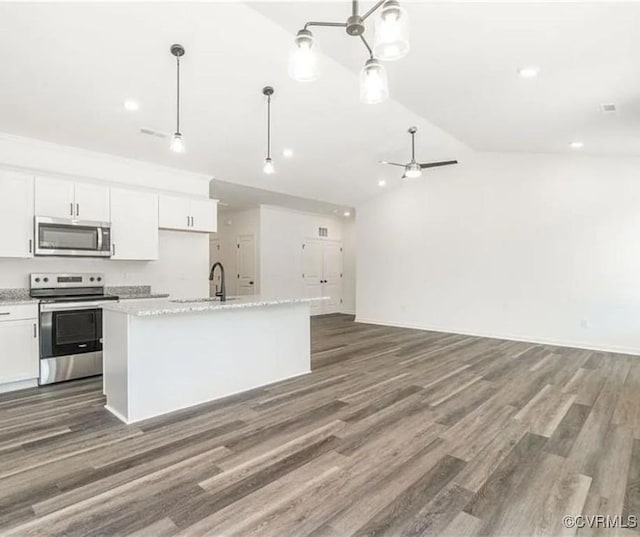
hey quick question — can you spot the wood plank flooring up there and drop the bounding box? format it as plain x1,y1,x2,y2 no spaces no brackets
1,314,639,537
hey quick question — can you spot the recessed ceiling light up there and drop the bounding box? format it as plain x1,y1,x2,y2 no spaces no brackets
123,99,139,111
282,148,294,158
343,211,351,217
517,66,539,78
378,179,386,187
569,141,584,149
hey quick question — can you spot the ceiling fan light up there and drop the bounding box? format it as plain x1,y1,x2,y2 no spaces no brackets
263,157,275,175
405,163,422,178
289,29,319,82
373,0,410,61
170,132,185,154
360,58,389,104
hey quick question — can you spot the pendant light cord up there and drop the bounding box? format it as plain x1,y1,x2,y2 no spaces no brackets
267,94,271,160
176,55,181,134
411,131,415,161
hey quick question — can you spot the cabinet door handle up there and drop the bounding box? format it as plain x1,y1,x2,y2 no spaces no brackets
190,216,194,227
0,312,10,316
70,202,74,216
187,215,190,228
29,239,32,254
112,243,116,257
76,203,80,217
33,323,37,338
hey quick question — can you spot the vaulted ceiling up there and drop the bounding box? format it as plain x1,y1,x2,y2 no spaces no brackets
0,2,637,208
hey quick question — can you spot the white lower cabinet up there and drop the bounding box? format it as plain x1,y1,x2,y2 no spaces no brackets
110,189,159,260
0,305,39,387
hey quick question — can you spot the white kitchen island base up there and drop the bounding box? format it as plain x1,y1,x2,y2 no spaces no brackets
103,299,315,424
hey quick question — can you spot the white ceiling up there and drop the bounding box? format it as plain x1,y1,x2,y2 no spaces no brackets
0,2,637,211
255,1,640,156
210,178,353,215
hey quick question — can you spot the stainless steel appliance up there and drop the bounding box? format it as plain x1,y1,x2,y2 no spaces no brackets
30,273,118,385
35,217,111,257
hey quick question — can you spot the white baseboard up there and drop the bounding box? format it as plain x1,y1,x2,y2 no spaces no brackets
355,317,640,357
0,378,38,394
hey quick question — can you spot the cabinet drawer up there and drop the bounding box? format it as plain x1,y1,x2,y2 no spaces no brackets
0,303,38,321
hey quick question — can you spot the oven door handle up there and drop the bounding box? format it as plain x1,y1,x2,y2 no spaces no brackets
40,302,104,312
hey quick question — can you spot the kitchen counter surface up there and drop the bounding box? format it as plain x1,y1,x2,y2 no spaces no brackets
0,289,38,305
108,293,170,301
102,295,327,317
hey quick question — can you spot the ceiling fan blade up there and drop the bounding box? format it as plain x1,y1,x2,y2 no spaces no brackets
419,160,458,169
379,160,407,167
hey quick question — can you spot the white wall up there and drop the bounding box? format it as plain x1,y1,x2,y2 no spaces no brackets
210,208,261,295
342,217,357,315
260,205,355,313
357,151,640,355
0,134,211,298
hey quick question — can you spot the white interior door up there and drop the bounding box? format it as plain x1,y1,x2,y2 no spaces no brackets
236,234,256,296
322,241,343,314
302,240,324,315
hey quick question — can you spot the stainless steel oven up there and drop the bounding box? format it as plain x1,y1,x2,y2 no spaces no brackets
31,273,118,385
35,217,111,257
39,300,104,384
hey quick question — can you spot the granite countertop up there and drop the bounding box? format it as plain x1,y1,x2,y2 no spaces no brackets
102,296,328,317
0,289,38,306
104,285,169,301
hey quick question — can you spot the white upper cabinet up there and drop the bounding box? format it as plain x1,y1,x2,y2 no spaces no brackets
35,177,75,219
158,195,191,230
190,199,217,232
158,194,217,233
0,171,34,258
110,189,158,260
35,176,110,221
73,183,110,222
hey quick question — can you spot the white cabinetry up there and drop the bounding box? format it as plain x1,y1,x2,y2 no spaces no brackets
0,304,39,388
0,171,34,258
35,177,110,221
159,195,217,233
110,189,158,260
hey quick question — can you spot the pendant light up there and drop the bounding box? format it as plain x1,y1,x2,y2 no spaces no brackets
360,58,388,104
289,29,319,82
289,0,409,103
170,44,185,153
262,86,275,175
373,0,410,61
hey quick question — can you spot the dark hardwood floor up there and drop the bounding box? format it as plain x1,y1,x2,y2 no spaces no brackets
1,314,639,536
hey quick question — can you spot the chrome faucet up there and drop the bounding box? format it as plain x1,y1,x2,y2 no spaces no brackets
209,262,226,302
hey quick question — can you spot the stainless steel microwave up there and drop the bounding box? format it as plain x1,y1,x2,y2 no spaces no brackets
35,217,111,257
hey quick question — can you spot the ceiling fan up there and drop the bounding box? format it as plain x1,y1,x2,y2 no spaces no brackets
380,126,458,179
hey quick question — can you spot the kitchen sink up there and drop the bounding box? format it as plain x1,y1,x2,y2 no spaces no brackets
170,297,239,304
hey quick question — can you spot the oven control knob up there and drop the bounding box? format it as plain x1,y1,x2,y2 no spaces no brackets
89,277,95,282
35,277,40,283
97,277,102,282
43,277,49,283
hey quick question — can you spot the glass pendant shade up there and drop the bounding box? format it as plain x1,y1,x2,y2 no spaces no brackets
263,157,275,175
360,58,389,104
373,0,410,61
289,29,319,82
170,132,185,153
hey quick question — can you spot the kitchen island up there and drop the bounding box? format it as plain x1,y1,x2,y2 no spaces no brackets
101,296,324,424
